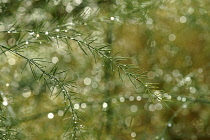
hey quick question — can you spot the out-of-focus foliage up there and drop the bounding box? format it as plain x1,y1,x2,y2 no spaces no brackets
0,0,210,140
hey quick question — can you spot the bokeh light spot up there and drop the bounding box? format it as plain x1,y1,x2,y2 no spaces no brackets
8,58,16,65
48,113,54,119
84,77,91,85
168,34,176,41
52,57,59,64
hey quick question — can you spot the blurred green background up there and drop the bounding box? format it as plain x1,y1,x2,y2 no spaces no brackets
0,0,210,140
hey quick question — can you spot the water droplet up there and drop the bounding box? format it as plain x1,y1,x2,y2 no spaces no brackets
45,31,49,35
25,41,29,44
55,29,60,32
